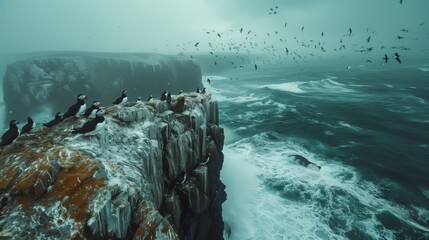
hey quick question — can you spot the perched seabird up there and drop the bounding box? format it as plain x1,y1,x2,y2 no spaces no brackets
147,95,153,102
43,112,63,127
201,87,206,94
63,94,87,118
113,90,128,105
83,101,101,118
383,54,389,64
72,109,106,135
166,92,172,104
0,120,19,146
196,87,200,93
160,90,167,101
394,53,401,64
136,97,142,103
179,90,184,95
21,117,35,135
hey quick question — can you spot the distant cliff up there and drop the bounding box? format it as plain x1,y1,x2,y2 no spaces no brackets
0,93,225,239
2,52,202,120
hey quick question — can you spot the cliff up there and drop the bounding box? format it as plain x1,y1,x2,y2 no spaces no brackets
2,52,202,120
0,93,225,240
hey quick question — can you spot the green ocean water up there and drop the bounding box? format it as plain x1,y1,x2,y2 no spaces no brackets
215,64,429,239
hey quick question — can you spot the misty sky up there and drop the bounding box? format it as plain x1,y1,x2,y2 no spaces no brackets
0,0,428,60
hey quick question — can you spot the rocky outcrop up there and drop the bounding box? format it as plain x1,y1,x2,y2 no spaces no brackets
2,52,202,120
0,93,225,239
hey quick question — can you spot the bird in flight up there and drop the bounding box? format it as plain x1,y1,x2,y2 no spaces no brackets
394,53,401,64
383,54,389,64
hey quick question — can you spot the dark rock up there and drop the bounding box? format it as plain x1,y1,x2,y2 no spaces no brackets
0,93,225,239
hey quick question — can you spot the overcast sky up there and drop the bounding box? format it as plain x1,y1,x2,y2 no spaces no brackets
0,0,428,60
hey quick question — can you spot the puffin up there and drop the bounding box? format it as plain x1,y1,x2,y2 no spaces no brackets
0,120,19,146
113,90,128,105
63,94,87,118
43,112,63,127
147,95,153,102
21,117,35,135
72,109,106,135
136,97,142,103
83,101,101,118
160,90,167,101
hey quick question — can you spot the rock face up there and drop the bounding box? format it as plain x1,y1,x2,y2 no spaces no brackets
2,52,202,120
0,93,225,240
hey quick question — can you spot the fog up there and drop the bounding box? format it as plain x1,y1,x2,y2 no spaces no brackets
0,0,428,56
1,0,429,129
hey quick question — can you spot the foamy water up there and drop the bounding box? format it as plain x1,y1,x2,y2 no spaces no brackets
215,66,429,239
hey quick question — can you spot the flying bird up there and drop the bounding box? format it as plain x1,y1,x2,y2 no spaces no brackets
239,28,243,33
394,53,401,63
367,36,371,43
194,42,199,47
383,54,389,64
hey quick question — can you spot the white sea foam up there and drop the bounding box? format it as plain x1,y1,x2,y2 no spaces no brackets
222,132,428,239
262,82,305,93
418,67,429,72
338,121,362,131
202,75,229,81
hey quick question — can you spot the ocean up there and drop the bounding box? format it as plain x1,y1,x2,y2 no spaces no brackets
209,63,429,240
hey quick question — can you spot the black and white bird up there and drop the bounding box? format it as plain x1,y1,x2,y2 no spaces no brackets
166,92,172,104
201,87,206,94
43,112,63,127
21,117,35,135
394,53,402,64
72,109,106,135
63,94,87,118
160,90,167,101
136,97,142,103
147,95,153,102
179,90,184,95
83,101,101,118
113,90,128,105
0,120,19,146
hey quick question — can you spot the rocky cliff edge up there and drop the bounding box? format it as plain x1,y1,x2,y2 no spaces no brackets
0,93,225,240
